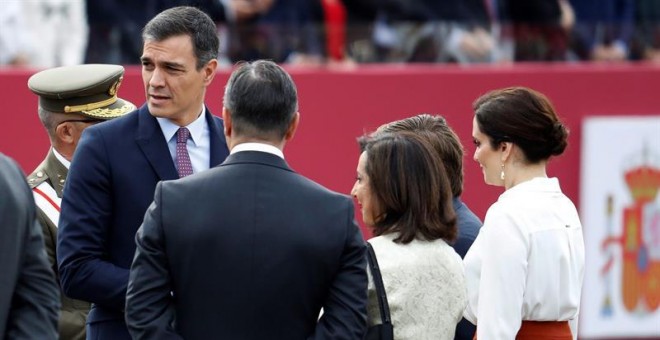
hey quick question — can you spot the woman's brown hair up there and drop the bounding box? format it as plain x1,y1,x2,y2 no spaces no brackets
359,132,457,244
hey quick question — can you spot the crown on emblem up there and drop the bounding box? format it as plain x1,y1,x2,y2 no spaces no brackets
624,166,660,203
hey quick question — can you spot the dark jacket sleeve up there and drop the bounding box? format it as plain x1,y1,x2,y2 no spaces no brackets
57,128,130,311
310,199,368,340
0,155,60,339
126,182,183,340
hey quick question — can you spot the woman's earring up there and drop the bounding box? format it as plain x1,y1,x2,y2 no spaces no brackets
500,164,505,181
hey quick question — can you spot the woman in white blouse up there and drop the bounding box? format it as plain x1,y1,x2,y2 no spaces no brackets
464,87,585,340
352,132,466,340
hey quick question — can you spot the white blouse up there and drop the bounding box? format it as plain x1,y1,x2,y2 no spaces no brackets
368,233,466,340
463,177,585,340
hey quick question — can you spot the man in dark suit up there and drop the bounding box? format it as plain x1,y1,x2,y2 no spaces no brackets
125,60,368,339
27,64,135,340
57,6,230,340
376,114,482,340
0,153,60,339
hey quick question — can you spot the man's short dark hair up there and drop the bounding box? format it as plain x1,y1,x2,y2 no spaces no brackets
223,60,298,140
142,6,219,69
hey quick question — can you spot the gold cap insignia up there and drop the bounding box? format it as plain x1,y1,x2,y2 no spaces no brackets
108,76,123,96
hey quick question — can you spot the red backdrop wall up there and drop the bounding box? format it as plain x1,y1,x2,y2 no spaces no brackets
2,64,659,237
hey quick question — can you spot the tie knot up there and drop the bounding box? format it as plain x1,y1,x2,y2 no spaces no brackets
177,127,190,144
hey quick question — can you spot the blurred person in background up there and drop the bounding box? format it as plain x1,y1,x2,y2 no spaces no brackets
437,0,514,64
85,0,244,65
85,1,160,64
27,64,135,340
376,114,482,340
569,0,635,62
371,0,512,64
225,0,325,65
22,0,88,68
506,0,574,61
630,0,660,62
340,0,378,62
352,132,466,339
464,87,585,339
0,153,60,340
0,0,31,67
371,0,448,62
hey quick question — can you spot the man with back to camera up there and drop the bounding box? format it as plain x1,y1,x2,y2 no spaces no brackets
125,60,368,339
27,64,135,340
0,152,60,340
377,113,482,340
56,6,230,339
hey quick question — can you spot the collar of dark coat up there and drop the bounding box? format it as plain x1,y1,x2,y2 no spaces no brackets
221,151,294,173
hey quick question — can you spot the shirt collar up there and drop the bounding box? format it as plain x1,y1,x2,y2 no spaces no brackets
230,142,284,159
52,148,70,169
500,177,561,199
156,106,207,145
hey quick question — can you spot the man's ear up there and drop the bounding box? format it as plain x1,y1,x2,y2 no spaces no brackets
55,122,75,145
203,59,218,86
284,112,300,142
222,107,232,138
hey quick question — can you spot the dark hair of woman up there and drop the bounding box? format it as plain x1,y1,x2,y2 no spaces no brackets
473,86,569,163
359,132,457,244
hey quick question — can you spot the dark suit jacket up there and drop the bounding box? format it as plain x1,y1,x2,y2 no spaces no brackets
0,153,60,339
57,105,229,339
125,150,368,340
451,197,482,340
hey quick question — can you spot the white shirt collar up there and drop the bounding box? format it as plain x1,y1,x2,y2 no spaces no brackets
156,106,207,145
52,148,70,169
230,142,284,159
501,177,561,199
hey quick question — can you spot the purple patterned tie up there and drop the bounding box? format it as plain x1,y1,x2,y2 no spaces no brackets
176,127,193,178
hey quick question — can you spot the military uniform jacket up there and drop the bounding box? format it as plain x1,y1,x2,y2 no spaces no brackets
28,149,89,340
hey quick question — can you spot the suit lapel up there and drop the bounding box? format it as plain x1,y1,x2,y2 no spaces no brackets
206,107,229,167
135,105,179,181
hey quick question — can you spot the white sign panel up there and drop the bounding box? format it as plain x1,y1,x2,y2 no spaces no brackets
580,116,660,338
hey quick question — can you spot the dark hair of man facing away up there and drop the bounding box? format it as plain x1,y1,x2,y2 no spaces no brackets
223,60,299,143
142,5,219,69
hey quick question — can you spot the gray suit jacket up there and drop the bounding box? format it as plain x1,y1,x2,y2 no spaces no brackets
0,153,60,339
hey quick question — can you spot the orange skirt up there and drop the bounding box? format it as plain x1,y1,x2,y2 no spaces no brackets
474,321,572,340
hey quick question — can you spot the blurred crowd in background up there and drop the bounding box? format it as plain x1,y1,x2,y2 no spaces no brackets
1,0,659,69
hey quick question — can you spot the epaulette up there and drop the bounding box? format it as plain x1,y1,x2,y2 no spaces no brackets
27,168,50,189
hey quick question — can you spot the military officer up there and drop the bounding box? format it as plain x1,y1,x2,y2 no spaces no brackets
27,64,135,340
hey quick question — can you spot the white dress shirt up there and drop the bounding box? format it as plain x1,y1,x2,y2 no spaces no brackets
463,177,585,340
368,233,467,340
230,142,284,159
157,107,211,175
53,148,70,169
